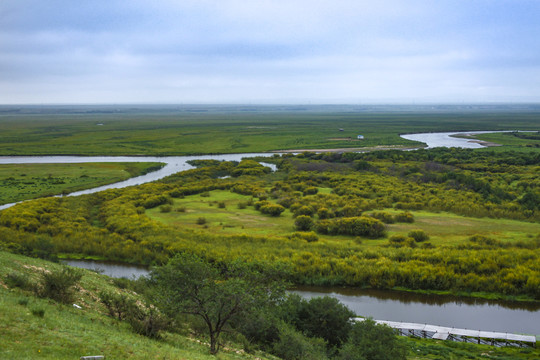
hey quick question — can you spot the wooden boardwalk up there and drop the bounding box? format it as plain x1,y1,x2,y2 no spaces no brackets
354,318,537,347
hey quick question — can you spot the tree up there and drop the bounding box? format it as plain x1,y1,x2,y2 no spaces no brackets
287,295,355,353
149,253,284,354
338,318,407,360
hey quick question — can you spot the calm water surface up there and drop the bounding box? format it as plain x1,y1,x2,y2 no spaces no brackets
0,153,277,209
400,131,508,148
63,260,540,335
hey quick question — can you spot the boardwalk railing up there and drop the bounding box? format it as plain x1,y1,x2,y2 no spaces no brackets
354,318,537,348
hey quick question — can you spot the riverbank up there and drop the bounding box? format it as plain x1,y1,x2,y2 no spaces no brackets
2,251,538,359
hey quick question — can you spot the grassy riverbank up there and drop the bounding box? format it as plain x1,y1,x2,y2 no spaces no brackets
0,162,164,205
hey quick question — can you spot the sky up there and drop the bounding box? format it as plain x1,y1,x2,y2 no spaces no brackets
1,0,540,104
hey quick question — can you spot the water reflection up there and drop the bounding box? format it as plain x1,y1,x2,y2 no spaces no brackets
293,286,540,335
63,259,149,279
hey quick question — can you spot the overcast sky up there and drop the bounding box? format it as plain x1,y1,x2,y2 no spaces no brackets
1,1,539,104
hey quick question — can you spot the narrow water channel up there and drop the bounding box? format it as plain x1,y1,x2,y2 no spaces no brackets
63,260,540,336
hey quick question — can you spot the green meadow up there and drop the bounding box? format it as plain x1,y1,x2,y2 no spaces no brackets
0,162,164,205
147,190,540,246
0,108,539,155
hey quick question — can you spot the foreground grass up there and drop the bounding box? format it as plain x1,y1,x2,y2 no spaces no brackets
0,251,274,360
0,162,163,205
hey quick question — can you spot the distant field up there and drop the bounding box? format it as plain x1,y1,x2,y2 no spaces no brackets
1,106,539,155
0,162,163,204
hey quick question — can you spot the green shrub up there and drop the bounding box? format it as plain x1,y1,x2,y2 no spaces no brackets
17,297,29,306
218,201,226,209
237,201,247,209
99,291,137,321
291,231,319,242
31,308,45,318
159,204,172,213
5,272,32,290
175,206,186,212
295,215,314,231
408,229,429,242
368,211,395,224
303,187,319,195
338,318,407,360
260,204,286,217
272,323,327,360
293,206,315,218
394,211,414,223
196,217,207,225
38,266,83,304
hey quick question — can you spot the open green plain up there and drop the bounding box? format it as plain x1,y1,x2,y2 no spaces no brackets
147,190,540,246
0,106,539,155
0,162,163,204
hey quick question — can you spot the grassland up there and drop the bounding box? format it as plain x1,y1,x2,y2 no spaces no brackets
147,190,540,247
0,106,539,155
0,251,276,360
0,162,164,205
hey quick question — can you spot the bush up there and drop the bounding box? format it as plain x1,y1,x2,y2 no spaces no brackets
254,200,270,210
408,229,429,242
272,323,327,360
159,204,172,213
99,291,137,320
338,318,407,360
291,231,319,243
290,295,355,351
303,187,319,195
175,206,186,212
260,204,286,217
31,308,45,318
388,234,407,245
127,303,168,339
394,211,414,223
17,297,29,306
368,211,395,224
196,217,207,225
317,207,334,219
295,215,314,231
294,206,315,218
5,272,33,290
315,217,386,239
237,201,247,209
38,266,82,304
218,201,226,208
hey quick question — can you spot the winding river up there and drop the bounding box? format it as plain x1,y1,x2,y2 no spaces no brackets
3,131,539,336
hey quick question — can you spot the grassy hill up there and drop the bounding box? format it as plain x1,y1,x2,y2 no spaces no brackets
0,251,275,360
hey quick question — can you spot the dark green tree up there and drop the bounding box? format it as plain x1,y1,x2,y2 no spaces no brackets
149,253,284,354
338,318,407,360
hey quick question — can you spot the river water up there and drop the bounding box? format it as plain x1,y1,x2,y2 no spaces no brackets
61,259,539,335
0,153,277,210
400,131,507,148
4,131,539,335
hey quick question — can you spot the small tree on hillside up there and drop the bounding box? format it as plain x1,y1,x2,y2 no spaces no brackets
149,254,285,355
